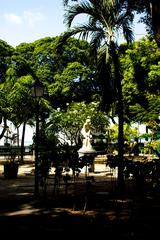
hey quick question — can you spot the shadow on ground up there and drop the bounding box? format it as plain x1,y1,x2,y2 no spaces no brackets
0,168,160,239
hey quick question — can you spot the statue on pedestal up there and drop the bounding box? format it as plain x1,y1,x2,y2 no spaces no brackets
78,118,96,154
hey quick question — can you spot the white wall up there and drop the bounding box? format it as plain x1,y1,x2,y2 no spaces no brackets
0,122,34,146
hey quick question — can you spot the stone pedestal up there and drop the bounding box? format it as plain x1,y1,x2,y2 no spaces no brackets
78,147,97,174
78,146,96,157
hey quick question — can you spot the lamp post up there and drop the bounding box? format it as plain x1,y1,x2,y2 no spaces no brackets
31,80,44,196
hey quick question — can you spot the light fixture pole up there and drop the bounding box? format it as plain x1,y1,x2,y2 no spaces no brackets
31,80,44,196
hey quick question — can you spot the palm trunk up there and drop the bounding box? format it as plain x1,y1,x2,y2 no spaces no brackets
111,41,125,192
117,78,125,192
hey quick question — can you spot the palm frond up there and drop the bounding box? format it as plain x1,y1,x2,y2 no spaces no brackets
90,30,106,51
63,0,78,7
122,24,134,43
60,0,134,56
63,0,69,6
64,1,94,28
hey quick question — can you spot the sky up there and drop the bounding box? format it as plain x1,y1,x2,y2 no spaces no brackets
0,0,147,145
0,0,66,47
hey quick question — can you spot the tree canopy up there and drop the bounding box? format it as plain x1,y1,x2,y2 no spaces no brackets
121,36,160,129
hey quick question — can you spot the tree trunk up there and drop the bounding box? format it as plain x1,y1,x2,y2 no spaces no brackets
0,117,8,140
20,122,26,163
150,0,160,47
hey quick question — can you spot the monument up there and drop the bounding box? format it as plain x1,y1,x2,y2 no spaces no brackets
78,118,96,156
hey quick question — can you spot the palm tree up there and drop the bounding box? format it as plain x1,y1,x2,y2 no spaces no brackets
61,0,134,191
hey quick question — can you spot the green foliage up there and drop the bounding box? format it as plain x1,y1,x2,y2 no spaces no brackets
48,101,109,146
0,40,14,83
3,73,34,125
16,37,97,109
108,122,139,143
121,37,160,125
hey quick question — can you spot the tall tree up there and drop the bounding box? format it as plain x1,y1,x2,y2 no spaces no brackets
60,0,134,191
0,40,15,141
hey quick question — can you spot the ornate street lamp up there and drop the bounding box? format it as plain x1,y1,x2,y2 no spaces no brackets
31,80,44,98
31,80,44,195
